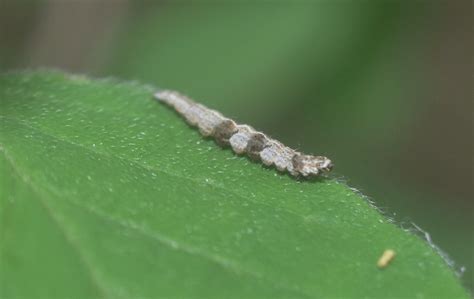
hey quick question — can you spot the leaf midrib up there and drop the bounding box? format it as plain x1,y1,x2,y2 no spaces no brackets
0,147,111,299
1,116,315,299
1,115,331,226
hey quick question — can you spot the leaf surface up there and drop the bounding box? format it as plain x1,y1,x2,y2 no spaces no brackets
0,71,468,298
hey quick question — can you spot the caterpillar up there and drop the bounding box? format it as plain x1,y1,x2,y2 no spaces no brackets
154,90,333,178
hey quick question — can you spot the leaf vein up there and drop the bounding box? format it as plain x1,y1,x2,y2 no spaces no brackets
1,147,112,299
1,117,313,298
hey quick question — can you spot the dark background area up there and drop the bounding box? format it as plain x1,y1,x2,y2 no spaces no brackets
1,0,472,290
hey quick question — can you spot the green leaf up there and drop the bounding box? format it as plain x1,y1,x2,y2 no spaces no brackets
0,71,468,298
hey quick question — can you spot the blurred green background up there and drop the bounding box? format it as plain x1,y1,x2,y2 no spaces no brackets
1,0,472,290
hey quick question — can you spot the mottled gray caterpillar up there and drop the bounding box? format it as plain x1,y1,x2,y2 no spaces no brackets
154,90,333,177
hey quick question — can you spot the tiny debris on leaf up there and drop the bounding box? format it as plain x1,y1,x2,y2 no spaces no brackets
154,90,333,178
377,249,396,269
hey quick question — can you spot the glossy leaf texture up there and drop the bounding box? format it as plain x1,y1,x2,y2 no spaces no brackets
0,71,468,298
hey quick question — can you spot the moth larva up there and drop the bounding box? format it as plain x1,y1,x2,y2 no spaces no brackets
154,90,333,178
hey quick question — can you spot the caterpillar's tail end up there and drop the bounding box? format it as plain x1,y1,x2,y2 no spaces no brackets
154,90,171,102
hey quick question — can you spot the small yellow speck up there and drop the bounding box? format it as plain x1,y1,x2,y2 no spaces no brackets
377,249,396,269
